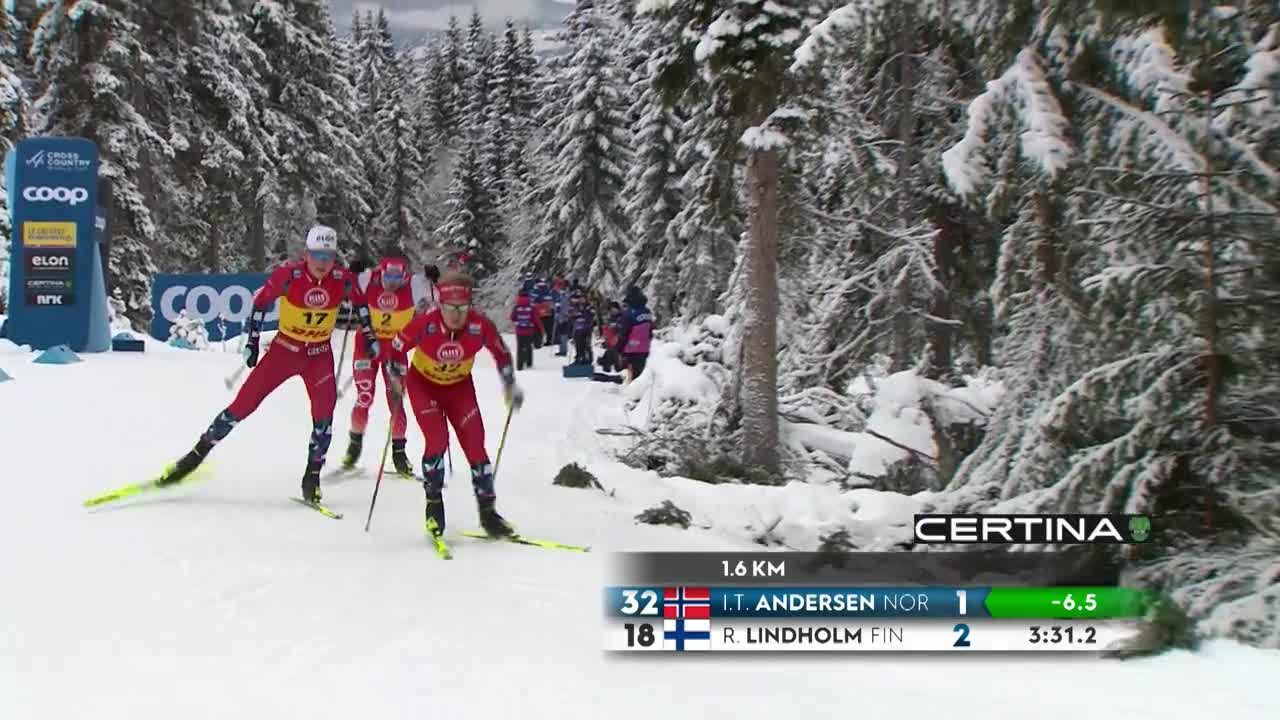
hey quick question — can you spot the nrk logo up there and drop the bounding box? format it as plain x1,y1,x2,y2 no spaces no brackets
304,287,330,308
25,149,93,172
377,292,399,312
32,294,69,305
437,342,465,363
23,185,90,206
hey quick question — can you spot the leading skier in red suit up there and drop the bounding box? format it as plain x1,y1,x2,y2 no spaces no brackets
157,225,382,503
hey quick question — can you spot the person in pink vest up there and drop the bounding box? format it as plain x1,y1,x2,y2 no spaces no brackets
613,286,654,382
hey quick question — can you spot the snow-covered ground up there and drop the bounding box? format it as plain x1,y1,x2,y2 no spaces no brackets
1,332,1278,718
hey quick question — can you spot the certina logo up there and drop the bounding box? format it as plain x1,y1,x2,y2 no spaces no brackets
913,514,1145,544
23,185,89,206
304,287,330,308
377,292,398,312
437,342,465,363
25,150,92,172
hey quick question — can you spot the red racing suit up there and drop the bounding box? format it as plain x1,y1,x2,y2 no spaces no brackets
349,264,426,438
389,307,515,466
229,260,365,423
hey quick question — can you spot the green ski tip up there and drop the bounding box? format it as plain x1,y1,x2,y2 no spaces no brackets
291,497,343,519
425,520,452,558
461,530,591,552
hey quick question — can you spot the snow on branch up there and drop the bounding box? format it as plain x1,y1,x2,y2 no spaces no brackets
941,47,1072,198
789,0,886,72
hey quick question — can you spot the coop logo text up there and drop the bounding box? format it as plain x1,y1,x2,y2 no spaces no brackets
159,285,280,324
23,186,90,206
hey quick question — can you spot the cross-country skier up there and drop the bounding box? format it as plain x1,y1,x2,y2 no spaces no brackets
157,225,380,502
511,288,543,370
385,271,525,538
341,256,435,475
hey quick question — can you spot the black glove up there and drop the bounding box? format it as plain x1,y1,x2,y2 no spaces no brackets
243,308,264,367
356,305,380,356
243,338,259,368
349,257,370,275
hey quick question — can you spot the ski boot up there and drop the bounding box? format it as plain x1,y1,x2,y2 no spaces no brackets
424,491,446,537
391,439,413,477
301,467,322,504
157,437,214,487
341,431,363,468
422,454,447,537
477,493,515,537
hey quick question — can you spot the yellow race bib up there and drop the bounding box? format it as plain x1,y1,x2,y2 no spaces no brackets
411,347,475,385
373,306,414,339
278,297,339,342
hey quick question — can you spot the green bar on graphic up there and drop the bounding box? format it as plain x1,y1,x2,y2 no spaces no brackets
985,587,1150,619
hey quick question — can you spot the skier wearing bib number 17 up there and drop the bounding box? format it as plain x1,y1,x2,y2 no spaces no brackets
340,256,434,475
385,271,524,539
154,225,381,504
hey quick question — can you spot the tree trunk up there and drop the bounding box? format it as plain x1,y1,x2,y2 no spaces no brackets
891,4,916,372
739,145,781,477
927,203,955,381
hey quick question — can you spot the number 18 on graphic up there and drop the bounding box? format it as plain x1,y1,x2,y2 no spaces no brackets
604,586,1152,652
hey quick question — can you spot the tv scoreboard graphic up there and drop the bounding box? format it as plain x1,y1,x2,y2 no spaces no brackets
604,550,1153,653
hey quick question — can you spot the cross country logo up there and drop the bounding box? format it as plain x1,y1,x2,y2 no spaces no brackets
304,287,330,308
377,291,398,312
437,341,465,363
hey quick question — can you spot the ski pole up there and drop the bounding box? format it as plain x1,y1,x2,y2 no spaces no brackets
333,327,351,392
223,364,247,390
492,401,514,483
364,421,395,532
336,373,355,400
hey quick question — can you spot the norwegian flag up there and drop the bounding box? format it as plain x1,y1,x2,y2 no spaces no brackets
663,586,711,619
662,587,711,651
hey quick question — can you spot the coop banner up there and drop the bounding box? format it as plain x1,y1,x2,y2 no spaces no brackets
2,136,110,352
150,273,280,343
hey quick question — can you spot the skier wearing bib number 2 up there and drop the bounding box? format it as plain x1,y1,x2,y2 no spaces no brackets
340,256,434,475
386,272,525,538
156,225,381,504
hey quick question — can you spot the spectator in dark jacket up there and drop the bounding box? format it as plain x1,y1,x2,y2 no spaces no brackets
570,293,595,365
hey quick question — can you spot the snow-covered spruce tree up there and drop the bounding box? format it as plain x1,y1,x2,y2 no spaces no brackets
372,54,427,257
930,3,1280,646
145,0,275,274
248,0,370,266
440,136,503,278
619,11,685,317
354,8,394,131
0,5,27,295
640,0,814,478
530,0,632,291
29,0,166,327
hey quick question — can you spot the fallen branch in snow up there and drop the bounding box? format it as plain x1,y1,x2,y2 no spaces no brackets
864,428,939,469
